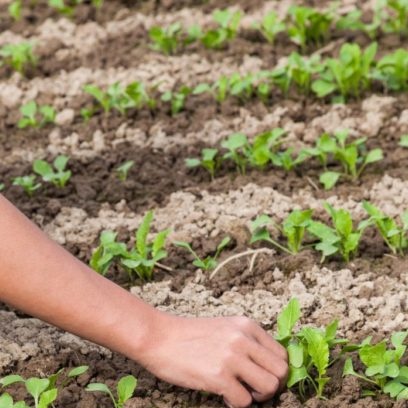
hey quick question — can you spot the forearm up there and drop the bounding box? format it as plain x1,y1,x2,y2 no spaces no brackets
0,194,162,360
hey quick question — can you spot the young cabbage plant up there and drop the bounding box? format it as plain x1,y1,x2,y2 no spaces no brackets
18,101,56,129
12,175,41,197
0,42,37,74
174,236,231,271
116,160,134,182
149,23,182,55
305,130,383,190
0,393,27,408
271,52,322,95
287,6,333,51
276,298,347,400
336,10,380,40
33,155,71,188
271,148,304,172
312,42,377,102
201,9,242,49
228,73,257,103
8,0,22,21
90,231,127,275
250,210,312,255
307,203,367,262
193,75,230,103
86,375,137,408
125,81,156,110
373,48,408,92
362,201,408,255
120,211,170,281
161,86,191,115
248,128,286,169
221,133,250,175
380,0,408,36
343,332,408,400
185,148,219,180
253,11,286,44
0,376,57,408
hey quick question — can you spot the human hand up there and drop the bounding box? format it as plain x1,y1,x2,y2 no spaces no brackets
136,313,288,408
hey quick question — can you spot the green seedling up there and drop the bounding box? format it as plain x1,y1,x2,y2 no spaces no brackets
125,81,156,110
116,160,134,182
276,299,347,400
90,231,127,275
84,83,133,115
362,201,408,255
184,24,203,45
228,73,257,103
312,42,377,102
12,175,41,197
0,183,4,192
271,148,304,172
343,332,408,399
380,0,408,36
253,11,286,44
193,75,230,103
336,10,380,40
120,211,170,281
221,133,250,175
307,203,367,262
86,375,137,408
250,210,312,255
149,23,182,55
48,0,77,16
201,9,242,49
287,6,333,51
80,107,95,122
302,130,383,189
185,148,219,180
373,48,408,91
248,128,286,169
33,155,71,188
271,52,322,95
174,236,231,271
0,393,27,407
400,134,408,147
0,42,37,74
161,86,191,115
8,0,22,20
18,101,56,129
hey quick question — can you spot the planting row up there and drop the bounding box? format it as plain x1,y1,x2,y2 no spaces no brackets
6,2,408,53
5,42,407,128
1,299,408,405
89,199,408,284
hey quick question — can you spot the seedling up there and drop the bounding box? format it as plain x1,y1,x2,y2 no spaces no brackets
400,134,408,147
84,83,133,115
12,175,41,197
120,211,170,281
161,86,191,115
380,0,408,36
250,210,312,255
343,332,408,399
0,393,27,407
193,76,230,103
18,101,56,129
336,10,380,40
307,203,367,262
33,155,72,188
0,42,37,74
287,6,333,51
276,299,346,399
86,375,137,408
271,148,303,172
373,48,408,91
221,133,250,175
149,23,182,55
48,0,77,16
271,52,322,95
8,0,22,20
228,73,257,103
116,160,134,182
174,236,231,271
312,42,377,102
0,183,4,192
125,81,156,110
302,130,383,189
90,231,127,275
201,9,242,49
362,201,408,255
253,11,286,44
185,148,219,180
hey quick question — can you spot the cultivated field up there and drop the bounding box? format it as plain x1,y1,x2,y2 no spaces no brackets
1,0,408,407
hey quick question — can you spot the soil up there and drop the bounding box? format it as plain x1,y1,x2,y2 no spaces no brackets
1,0,408,406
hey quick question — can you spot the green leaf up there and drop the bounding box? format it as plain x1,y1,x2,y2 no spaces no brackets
288,342,304,368
343,358,358,376
364,148,383,165
117,375,137,405
312,79,337,97
0,375,25,387
25,378,49,403
302,328,329,376
67,366,89,378
276,298,301,341
85,383,112,395
399,135,408,147
38,388,57,408
0,393,13,408
136,211,153,258
287,366,308,388
33,160,53,178
152,229,170,258
320,171,341,190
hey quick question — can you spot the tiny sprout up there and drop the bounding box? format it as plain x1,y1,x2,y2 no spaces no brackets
33,155,71,188
116,160,134,182
185,148,219,180
12,175,41,197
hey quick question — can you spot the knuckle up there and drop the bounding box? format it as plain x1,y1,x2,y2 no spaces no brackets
233,316,253,330
268,376,280,394
274,362,289,382
227,331,247,350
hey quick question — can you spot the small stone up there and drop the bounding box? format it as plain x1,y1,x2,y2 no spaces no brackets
55,109,75,126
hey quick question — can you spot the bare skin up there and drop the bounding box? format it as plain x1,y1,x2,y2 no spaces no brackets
0,194,288,408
